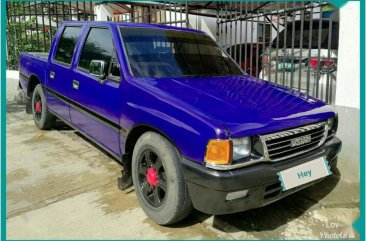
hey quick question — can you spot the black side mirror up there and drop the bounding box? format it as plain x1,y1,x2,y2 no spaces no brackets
89,60,107,82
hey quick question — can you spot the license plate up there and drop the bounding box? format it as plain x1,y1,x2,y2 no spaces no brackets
277,157,332,191
277,62,293,71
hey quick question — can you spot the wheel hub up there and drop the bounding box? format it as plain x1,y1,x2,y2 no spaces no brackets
146,167,159,187
35,102,42,112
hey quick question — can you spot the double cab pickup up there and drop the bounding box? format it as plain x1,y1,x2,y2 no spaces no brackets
19,21,341,225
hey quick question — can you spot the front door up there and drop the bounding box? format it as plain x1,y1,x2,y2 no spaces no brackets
69,26,123,157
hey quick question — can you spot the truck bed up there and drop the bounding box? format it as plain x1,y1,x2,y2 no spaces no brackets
19,52,49,91
24,52,49,60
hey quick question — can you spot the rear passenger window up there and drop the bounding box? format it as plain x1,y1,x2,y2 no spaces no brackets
78,28,120,81
55,26,82,65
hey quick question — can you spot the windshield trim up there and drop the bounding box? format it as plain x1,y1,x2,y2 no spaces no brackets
118,26,245,79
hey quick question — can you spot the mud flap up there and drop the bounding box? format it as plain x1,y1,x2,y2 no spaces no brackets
117,154,133,190
25,95,32,114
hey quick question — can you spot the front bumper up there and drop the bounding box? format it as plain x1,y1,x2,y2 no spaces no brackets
182,137,342,215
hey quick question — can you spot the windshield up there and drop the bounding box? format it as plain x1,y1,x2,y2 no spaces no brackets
120,27,243,78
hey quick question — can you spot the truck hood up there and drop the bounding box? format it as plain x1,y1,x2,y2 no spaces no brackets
145,75,335,138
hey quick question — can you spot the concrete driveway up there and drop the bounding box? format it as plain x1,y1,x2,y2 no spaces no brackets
5,71,360,239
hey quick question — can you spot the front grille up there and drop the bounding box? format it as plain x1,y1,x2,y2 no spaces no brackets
261,122,327,160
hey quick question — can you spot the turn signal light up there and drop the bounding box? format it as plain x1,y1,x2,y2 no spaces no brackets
205,140,231,165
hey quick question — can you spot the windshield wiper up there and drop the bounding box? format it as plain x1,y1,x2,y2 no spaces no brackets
182,74,202,78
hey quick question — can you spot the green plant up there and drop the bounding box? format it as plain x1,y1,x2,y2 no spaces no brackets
6,2,56,69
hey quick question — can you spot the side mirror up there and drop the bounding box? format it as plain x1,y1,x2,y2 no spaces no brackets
89,60,107,80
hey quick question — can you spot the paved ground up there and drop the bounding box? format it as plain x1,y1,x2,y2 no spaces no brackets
5,71,360,239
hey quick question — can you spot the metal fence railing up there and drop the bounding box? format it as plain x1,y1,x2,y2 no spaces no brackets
6,1,339,104
6,1,189,70
216,1,339,104
6,1,95,69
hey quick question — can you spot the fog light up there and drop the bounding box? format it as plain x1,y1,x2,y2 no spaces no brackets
226,190,248,201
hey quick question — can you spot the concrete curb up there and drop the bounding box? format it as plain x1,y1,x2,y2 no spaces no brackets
7,70,27,104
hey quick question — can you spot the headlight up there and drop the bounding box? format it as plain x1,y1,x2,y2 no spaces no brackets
327,118,334,130
327,115,338,136
232,137,251,160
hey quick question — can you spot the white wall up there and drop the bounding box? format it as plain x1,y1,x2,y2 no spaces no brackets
335,2,360,109
94,4,113,21
187,11,289,49
188,14,216,39
6,70,28,104
188,14,268,48
6,70,19,101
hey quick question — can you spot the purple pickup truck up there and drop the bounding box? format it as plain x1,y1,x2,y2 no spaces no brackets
19,22,341,225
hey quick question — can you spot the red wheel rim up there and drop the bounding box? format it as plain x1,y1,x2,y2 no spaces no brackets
34,93,42,121
138,150,167,207
146,167,159,187
35,102,42,112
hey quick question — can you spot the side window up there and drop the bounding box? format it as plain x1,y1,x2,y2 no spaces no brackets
78,27,121,81
108,51,121,81
55,26,82,65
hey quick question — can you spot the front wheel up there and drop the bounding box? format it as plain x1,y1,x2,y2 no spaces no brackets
132,132,193,225
32,84,56,130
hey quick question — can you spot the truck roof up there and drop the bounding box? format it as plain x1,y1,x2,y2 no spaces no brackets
60,21,205,34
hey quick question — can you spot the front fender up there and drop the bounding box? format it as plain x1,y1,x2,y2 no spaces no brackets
120,79,229,164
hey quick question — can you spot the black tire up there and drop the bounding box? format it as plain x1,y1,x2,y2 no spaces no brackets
31,84,56,130
132,132,193,225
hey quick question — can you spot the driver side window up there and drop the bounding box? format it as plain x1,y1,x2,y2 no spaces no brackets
78,27,121,82
108,51,121,82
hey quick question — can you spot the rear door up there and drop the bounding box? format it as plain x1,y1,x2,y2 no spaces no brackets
69,26,123,157
46,25,83,122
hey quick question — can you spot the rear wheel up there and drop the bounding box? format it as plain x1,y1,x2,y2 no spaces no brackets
32,84,56,130
132,132,193,225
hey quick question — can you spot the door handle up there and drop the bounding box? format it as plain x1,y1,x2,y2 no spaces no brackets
50,71,55,79
72,80,79,90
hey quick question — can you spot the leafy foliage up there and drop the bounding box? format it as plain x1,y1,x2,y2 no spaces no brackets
6,2,56,69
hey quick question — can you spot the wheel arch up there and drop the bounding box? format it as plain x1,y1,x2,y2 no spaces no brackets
118,123,183,191
27,74,41,96
124,123,181,158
